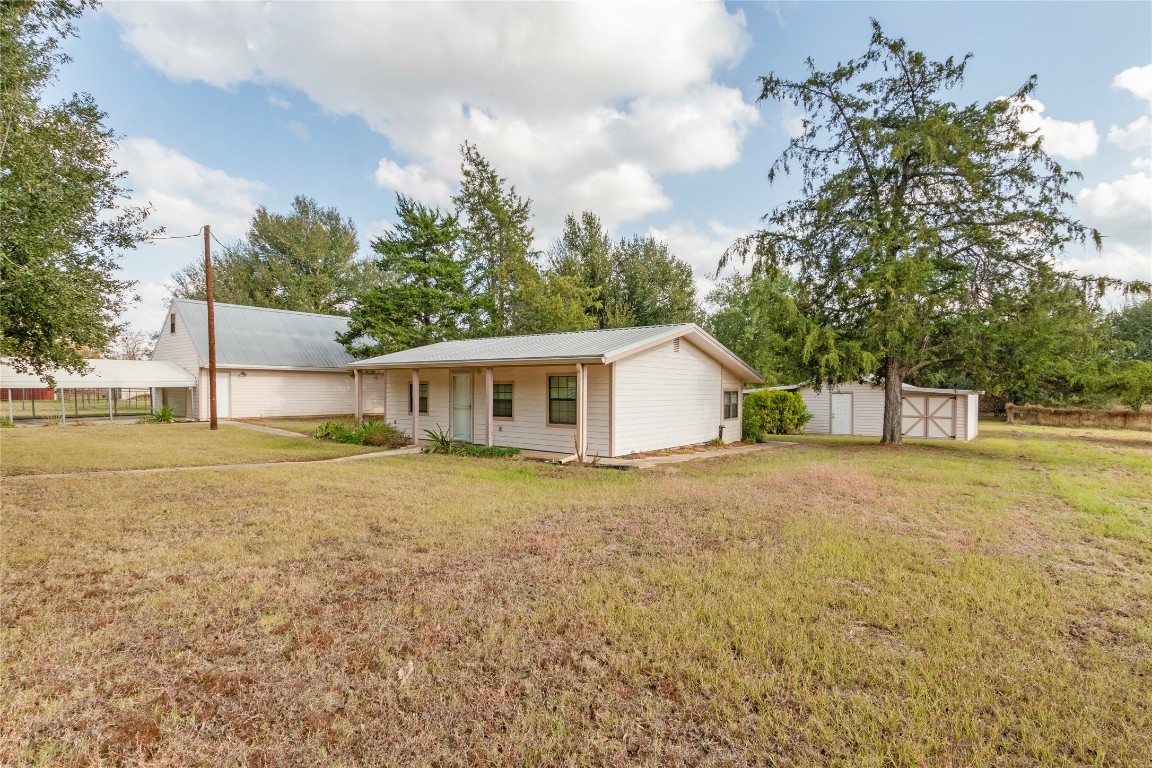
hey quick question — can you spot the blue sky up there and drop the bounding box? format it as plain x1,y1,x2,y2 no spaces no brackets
51,1,1152,332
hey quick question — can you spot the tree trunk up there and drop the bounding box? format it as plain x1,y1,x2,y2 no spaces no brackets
881,355,902,445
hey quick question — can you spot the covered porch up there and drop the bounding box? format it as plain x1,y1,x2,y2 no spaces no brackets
351,362,609,459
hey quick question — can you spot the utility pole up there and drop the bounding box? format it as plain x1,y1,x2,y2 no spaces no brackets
205,225,218,430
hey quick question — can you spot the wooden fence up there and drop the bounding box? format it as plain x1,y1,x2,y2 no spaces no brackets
1005,404,1152,432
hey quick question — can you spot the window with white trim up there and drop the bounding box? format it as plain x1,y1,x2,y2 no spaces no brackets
723,390,739,419
548,375,577,425
492,383,513,418
408,382,428,414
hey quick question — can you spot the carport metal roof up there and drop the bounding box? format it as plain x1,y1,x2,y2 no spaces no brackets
0,358,196,389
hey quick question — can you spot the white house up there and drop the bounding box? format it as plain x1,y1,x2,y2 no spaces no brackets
150,299,386,419
348,324,763,457
763,381,981,441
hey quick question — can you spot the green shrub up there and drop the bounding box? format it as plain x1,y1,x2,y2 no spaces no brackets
145,405,175,424
743,389,811,442
422,426,454,454
314,418,410,448
449,443,521,458
0,418,13,428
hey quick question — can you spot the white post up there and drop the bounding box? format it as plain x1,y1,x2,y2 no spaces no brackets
59,389,66,423
575,363,586,458
7,388,12,423
108,388,114,422
485,367,494,446
411,369,420,443
354,369,363,422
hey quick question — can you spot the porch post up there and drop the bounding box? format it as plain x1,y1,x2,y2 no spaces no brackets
354,369,363,422
108,388,114,422
576,363,587,458
411,369,420,443
485,367,494,446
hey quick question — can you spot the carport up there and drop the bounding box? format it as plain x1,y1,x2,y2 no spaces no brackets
0,359,196,422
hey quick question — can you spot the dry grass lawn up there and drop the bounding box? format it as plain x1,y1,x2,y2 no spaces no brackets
0,422,377,476
2,422,1150,766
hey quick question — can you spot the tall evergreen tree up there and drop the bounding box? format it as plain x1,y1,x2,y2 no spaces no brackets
340,195,472,357
548,212,614,328
452,142,534,336
724,21,1135,443
1,0,156,380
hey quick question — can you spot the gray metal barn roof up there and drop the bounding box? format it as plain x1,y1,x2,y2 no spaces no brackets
348,323,763,381
171,299,355,369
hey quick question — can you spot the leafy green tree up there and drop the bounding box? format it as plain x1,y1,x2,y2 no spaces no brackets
607,235,701,327
724,21,1126,443
923,267,1113,406
340,195,472,357
1,0,156,380
1109,360,1152,412
452,142,535,336
506,261,597,335
172,195,363,314
706,271,808,385
548,211,614,328
1110,298,1152,362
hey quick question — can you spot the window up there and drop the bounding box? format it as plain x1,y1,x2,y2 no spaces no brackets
548,375,577,425
724,390,739,419
492,383,513,418
169,313,176,334
408,382,428,414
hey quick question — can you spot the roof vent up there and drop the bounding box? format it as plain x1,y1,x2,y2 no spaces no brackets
673,338,680,353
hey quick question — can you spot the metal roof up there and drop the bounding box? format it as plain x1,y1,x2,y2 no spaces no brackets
171,299,355,369
751,381,981,395
348,323,763,382
1,358,196,389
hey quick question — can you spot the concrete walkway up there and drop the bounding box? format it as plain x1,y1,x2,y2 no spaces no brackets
518,441,795,469
220,420,311,438
2,445,422,481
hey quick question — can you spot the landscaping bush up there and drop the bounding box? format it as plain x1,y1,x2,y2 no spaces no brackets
743,389,812,442
422,426,521,457
313,418,410,448
145,405,175,424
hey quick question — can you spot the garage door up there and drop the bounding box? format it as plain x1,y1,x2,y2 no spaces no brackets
901,395,956,439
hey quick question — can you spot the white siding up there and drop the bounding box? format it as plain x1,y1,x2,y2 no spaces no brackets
158,387,190,418
722,368,743,443
796,383,979,441
151,312,202,418
224,369,357,418
967,394,980,440
380,364,610,455
614,338,725,454
797,382,885,437
359,372,388,416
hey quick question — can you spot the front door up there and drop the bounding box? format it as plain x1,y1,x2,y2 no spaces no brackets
830,392,852,435
450,373,472,442
215,371,231,418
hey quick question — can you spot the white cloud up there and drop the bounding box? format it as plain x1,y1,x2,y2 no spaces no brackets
373,159,455,209
1075,171,1152,283
113,138,267,330
1107,115,1151,151
267,93,292,110
647,220,752,281
118,279,174,336
107,2,757,228
1113,64,1152,101
286,120,309,141
1011,96,1099,161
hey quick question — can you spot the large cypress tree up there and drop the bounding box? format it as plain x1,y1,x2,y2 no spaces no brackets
725,21,1137,444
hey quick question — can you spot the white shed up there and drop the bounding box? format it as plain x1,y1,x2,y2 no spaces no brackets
347,324,763,457
151,299,374,420
765,381,981,441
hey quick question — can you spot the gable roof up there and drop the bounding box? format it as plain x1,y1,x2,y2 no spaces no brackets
348,323,763,382
756,381,982,395
168,299,355,369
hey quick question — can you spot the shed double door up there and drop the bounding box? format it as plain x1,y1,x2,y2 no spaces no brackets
901,395,956,439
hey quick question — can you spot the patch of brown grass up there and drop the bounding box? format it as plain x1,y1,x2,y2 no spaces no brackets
2,426,1150,765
